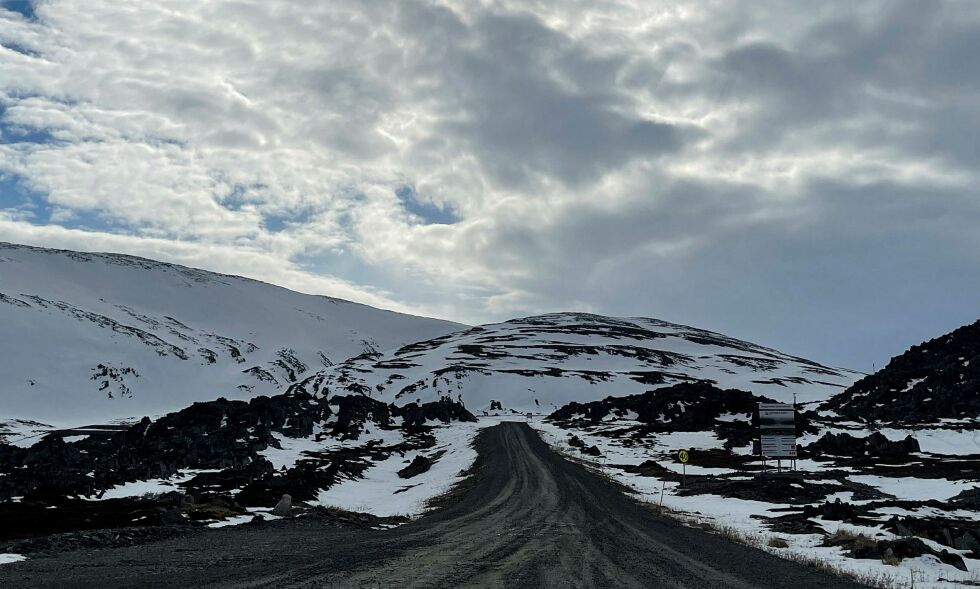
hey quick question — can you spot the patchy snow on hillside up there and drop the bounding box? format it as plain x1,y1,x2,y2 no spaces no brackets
0,419,55,448
294,313,859,414
0,242,462,426
532,416,980,588
83,469,224,501
0,387,481,538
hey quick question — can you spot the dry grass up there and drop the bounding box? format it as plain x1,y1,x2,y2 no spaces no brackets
880,553,902,567
678,518,905,589
778,550,903,589
827,528,877,552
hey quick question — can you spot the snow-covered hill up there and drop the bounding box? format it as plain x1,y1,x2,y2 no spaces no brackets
0,242,463,427
293,313,860,414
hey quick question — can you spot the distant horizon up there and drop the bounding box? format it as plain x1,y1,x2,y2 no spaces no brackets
3,1,979,372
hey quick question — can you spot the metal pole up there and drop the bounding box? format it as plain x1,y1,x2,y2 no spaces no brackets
682,463,686,488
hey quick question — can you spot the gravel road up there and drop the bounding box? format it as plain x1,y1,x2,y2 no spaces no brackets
1,422,862,588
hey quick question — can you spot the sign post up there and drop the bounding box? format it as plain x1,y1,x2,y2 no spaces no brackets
677,449,689,487
758,403,797,471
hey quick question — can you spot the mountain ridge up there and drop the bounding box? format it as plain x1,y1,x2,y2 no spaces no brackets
290,311,860,415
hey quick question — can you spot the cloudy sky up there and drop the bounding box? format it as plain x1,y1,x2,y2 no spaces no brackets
2,0,979,369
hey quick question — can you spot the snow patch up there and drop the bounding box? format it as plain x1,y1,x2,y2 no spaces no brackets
0,554,27,565
315,421,486,517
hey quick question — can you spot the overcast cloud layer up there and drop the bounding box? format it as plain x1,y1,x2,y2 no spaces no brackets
2,0,979,369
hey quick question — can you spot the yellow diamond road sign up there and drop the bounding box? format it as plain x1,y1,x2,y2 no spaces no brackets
678,449,689,463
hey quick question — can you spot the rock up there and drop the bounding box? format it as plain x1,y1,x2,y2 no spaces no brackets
844,536,968,571
768,514,825,535
885,515,980,558
953,531,980,555
566,435,603,457
938,549,968,571
622,460,676,479
950,487,980,510
803,499,858,522
397,455,433,479
329,395,392,440
272,494,292,517
395,399,477,434
159,508,188,526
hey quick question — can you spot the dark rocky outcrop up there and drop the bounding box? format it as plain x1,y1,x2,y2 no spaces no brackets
0,391,333,501
950,487,980,510
398,455,433,479
619,460,676,479
0,388,475,542
676,474,886,504
822,319,980,423
826,534,967,571
567,435,602,457
887,515,980,558
547,382,816,448
549,382,759,429
330,395,390,440
802,500,860,522
0,492,247,542
801,431,920,458
395,398,477,435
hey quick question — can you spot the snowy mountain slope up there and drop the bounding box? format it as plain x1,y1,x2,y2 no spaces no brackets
0,242,464,427
293,313,860,414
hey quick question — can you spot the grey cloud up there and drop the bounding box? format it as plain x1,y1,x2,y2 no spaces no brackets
466,175,980,368
394,5,687,189
700,0,980,168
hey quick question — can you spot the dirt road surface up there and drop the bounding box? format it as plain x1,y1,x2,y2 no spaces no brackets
1,422,862,588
